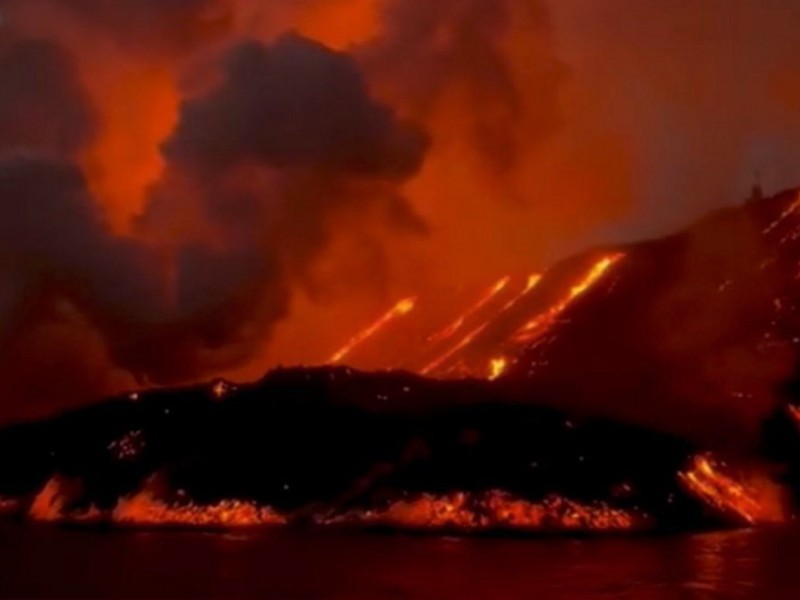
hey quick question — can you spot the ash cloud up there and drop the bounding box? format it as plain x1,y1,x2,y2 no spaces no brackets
164,34,427,179
361,0,566,173
0,40,97,157
140,34,428,375
0,32,429,422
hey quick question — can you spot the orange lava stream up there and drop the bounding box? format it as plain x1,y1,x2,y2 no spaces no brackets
421,322,490,376
500,273,542,312
330,491,641,532
763,194,800,235
514,253,625,344
28,477,102,523
28,478,69,522
329,297,416,364
678,454,785,525
427,276,511,344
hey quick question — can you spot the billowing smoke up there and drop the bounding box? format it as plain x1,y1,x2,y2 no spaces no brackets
0,40,96,157
0,9,428,422
136,34,428,381
360,0,564,175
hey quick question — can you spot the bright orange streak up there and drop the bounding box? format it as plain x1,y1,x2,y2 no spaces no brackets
428,276,511,344
500,273,542,312
514,253,624,344
488,357,508,380
329,297,416,363
421,322,489,376
678,454,785,525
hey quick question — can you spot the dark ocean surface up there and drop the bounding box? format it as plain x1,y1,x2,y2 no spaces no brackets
2,523,799,599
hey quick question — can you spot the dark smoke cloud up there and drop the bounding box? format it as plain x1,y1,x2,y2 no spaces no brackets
0,40,97,157
362,0,566,173
140,34,428,376
164,34,428,178
0,158,153,420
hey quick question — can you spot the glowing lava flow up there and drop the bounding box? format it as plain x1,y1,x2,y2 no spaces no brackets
514,254,625,344
112,490,286,528
763,194,800,235
329,491,641,532
427,276,511,344
678,454,785,525
488,357,508,380
500,274,542,312
421,322,490,376
28,477,101,523
329,297,416,363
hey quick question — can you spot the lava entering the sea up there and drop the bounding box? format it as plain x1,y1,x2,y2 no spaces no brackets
678,454,787,526
329,491,645,533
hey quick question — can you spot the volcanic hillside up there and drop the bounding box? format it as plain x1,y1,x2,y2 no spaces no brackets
2,188,800,533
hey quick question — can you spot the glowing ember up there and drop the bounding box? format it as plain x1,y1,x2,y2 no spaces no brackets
112,489,286,528
515,254,625,344
330,297,416,363
488,357,508,380
107,430,145,461
210,379,234,399
330,491,642,532
427,276,511,344
678,454,786,525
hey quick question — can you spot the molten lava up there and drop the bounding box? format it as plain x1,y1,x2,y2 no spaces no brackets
763,194,800,235
678,454,786,526
112,490,286,528
488,357,508,380
514,254,625,345
28,477,101,523
421,322,490,376
500,274,543,312
331,491,642,533
28,478,68,522
427,276,511,344
329,297,416,363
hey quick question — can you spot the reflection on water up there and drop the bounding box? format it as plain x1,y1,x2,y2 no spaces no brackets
0,523,799,599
